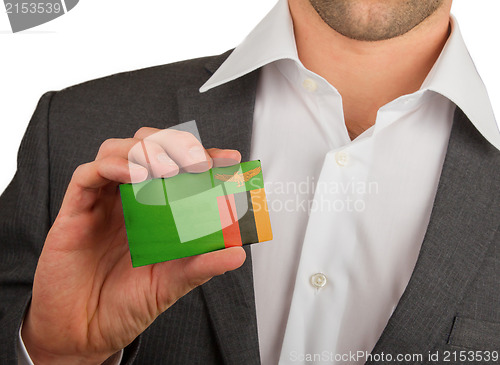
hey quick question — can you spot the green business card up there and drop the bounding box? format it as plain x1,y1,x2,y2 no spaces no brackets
120,160,272,267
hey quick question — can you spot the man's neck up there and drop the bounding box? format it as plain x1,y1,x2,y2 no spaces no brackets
288,0,452,140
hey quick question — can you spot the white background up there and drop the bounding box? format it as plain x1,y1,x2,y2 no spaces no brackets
1,0,499,194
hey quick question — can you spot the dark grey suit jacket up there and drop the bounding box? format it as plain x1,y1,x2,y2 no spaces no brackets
1,51,499,365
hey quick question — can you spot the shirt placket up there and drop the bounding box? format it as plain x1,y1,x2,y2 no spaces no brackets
278,70,375,363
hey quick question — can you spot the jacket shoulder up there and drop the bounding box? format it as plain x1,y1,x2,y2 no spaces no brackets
41,51,233,214
44,51,232,142
53,51,231,106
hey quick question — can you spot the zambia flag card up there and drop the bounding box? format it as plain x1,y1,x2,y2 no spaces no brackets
120,160,273,267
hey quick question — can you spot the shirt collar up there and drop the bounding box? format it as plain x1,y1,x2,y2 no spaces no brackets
199,0,297,92
200,0,500,150
421,16,499,149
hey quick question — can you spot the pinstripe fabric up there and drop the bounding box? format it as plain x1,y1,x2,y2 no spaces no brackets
0,91,54,365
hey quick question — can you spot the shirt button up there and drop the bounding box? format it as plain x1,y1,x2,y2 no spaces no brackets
302,78,317,92
311,273,327,289
335,150,349,166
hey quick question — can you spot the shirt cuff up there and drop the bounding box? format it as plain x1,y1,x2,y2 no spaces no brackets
17,319,124,365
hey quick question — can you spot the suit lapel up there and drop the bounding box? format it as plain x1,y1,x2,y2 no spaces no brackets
176,50,257,161
368,108,500,363
176,54,261,364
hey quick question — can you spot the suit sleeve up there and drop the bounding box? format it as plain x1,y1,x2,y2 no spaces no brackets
0,92,54,364
0,92,140,364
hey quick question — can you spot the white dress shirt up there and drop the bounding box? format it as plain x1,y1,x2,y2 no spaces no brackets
201,0,499,364
18,0,499,364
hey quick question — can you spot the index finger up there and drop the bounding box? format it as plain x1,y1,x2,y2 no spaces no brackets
134,128,212,173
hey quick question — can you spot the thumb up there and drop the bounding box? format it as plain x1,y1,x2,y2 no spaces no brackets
206,148,242,167
182,247,247,286
154,247,247,312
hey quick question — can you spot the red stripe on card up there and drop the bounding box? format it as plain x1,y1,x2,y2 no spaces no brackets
217,195,242,247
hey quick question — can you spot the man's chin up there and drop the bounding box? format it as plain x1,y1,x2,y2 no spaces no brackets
309,0,445,41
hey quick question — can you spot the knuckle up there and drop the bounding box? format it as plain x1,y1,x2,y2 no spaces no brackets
129,147,148,166
97,138,118,156
72,162,89,180
172,130,201,147
181,130,197,141
134,127,156,139
128,138,143,153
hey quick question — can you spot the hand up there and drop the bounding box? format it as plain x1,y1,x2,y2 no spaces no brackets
21,127,245,365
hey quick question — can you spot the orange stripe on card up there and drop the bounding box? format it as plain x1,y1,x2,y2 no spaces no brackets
250,188,273,242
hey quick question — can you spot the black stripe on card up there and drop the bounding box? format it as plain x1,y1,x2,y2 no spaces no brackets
234,191,259,245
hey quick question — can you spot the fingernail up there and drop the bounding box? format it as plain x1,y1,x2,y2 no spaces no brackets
128,163,148,182
188,146,207,162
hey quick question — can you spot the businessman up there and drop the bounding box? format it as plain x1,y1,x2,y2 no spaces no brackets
1,0,499,364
